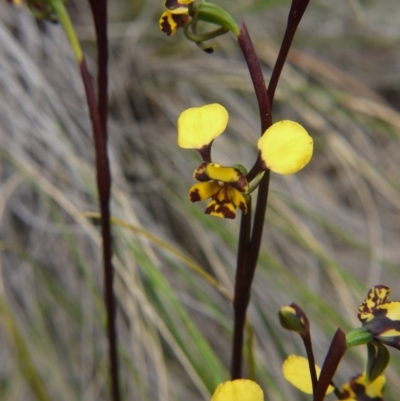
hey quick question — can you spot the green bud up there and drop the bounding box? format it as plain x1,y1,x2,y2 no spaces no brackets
279,304,309,334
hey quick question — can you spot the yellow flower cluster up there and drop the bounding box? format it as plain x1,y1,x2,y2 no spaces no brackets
178,103,313,218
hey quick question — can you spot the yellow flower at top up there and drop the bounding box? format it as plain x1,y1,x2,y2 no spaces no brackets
177,103,313,218
358,285,400,350
211,380,263,401
159,0,194,36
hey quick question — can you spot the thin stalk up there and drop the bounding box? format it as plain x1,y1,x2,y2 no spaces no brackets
87,15,121,401
230,23,270,380
231,200,252,378
249,0,311,267
80,58,120,401
268,0,310,107
87,0,108,134
238,23,271,133
301,331,318,395
232,0,311,378
86,2,121,400
49,1,120,400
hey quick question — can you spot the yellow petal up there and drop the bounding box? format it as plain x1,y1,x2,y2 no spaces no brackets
258,120,313,175
282,355,334,395
365,374,386,398
377,301,400,322
205,199,237,219
230,188,247,213
205,164,248,192
159,11,189,35
358,285,390,323
178,104,229,149
211,380,263,401
189,181,221,202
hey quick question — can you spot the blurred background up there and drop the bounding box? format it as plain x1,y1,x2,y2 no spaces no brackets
0,0,400,399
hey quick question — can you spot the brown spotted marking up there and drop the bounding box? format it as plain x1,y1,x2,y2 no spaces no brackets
189,187,201,202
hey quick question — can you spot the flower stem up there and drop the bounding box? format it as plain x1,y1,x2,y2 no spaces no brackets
47,1,120,400
46,0,82,62
301,331,318,395
80,58,120,401
238,23,271,133
86,1,121,400
268,0,310,107
231,199,252,378
232,0,311,378
87,0,109,134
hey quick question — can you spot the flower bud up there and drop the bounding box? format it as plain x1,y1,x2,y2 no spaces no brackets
279,303,309,334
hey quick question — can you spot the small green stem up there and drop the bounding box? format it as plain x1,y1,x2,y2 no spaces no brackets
346,327,372,348
45,0,83,62
184,26,229,43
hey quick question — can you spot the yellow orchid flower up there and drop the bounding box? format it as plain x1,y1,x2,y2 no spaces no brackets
159,0,194,35
189,162,248,219
178,103,313,218
211,379,263,401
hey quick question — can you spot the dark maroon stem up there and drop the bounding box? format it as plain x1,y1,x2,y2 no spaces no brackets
313,328,347,401
268,0,310,107
231,0,311,378
245,168,270,293
80,15,121,401
80,58,120,401
231,200,252,378
301,331,318,395
238,23,271,133
88,0,108,134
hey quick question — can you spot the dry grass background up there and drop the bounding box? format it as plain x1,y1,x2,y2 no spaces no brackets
1,0,400,400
